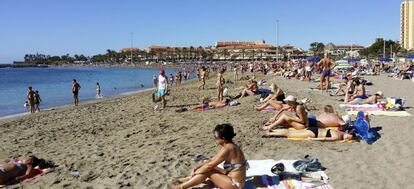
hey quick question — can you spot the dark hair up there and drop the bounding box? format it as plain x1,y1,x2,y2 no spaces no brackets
29,155,56,169
213,124,236,141
73,79,77,82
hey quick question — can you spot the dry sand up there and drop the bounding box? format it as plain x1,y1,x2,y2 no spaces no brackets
1,73,414,189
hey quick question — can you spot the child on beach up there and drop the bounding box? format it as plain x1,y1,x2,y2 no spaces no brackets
216,68,225,101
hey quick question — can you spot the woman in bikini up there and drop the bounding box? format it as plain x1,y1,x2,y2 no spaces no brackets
170,124,247,189
0,155,52,185
263,127,354,141
262,95,308,130
255,83,287,111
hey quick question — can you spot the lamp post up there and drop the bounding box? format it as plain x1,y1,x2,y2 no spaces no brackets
130,32,134,64
276,20,279,62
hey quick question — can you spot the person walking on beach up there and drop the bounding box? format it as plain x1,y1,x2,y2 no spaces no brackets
319,55,334,92
34,90,41,112
216,68,225,101
72,79,81,106
156,69,168,109
96,82,102,98
26,86,36,113
198,67,206,90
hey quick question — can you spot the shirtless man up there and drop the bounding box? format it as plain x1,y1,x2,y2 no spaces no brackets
198,67,206,90
72,79,81,106
27,86,36,113
319,55,334,92
216,68,225,101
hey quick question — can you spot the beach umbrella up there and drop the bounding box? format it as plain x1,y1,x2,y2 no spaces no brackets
307,57,320,63
405,55,414,59
378,57,392,62
347,57,360,63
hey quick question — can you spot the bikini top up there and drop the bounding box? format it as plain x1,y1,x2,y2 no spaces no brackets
223,161,249,172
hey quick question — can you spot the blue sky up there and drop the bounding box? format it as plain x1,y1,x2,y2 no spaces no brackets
0,0,401,63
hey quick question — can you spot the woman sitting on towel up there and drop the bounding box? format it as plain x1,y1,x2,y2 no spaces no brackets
170,124,247,189
263,127,354,141
316,105,346,128
262,95,308,130
0,155,53,185
191,97,229,110
255,83,287,111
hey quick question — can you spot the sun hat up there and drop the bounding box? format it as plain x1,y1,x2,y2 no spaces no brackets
283,95,296,102
375,91,383,97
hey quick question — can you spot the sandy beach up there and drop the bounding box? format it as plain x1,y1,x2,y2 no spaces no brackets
1,73,414,189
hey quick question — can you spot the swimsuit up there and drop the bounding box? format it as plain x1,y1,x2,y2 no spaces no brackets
223,161,248,172
321,69,331,77
307,126,319,137
276,93,286,102
326,129,332,138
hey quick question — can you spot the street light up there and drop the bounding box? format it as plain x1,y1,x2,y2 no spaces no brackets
276,20,279,62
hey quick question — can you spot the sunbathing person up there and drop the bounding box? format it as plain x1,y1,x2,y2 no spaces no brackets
347,91,383,105
170,124,247,189
192,97,229,110
263,127,354,141
0,155,54,185
232,79,258,99
255,83,287,111
316,105,346,128
262,95,308,130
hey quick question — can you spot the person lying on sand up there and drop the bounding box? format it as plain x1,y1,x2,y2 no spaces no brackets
347,91,384,105
262,95,308,130
191,97,229,110
263,127,354,141
169,124,247,189
232,78,258,99
0,155,54,185
316,105,346,128
255,83,286,111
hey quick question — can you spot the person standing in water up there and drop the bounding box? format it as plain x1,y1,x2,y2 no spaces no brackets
72,79,81,106
26,86,36,113
96,82,102,98
34,90,42,112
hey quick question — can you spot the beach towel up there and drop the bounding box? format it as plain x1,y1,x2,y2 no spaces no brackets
346,111,411,117
305,88,337,93
286,128,354,143
259,105,280,112
209,160,332,189
339,104,383,112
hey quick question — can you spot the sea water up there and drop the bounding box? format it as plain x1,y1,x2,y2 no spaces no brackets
0,67,181,117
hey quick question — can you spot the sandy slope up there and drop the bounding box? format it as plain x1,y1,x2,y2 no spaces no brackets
0,73,413,189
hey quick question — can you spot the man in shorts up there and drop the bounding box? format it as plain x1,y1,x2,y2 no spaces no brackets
319,55,334,92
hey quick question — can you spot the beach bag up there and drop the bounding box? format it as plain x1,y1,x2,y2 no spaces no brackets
293,155,325,172
386,97,404,111
354,112,380,145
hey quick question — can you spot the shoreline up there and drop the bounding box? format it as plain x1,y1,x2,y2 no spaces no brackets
1,73,413,188
0,77,198,121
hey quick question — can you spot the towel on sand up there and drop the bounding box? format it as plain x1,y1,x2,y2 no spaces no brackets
206,160,332,189
339,104,383,112
346,111,411,117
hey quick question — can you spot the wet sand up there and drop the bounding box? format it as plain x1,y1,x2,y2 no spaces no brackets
1,73,413,189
